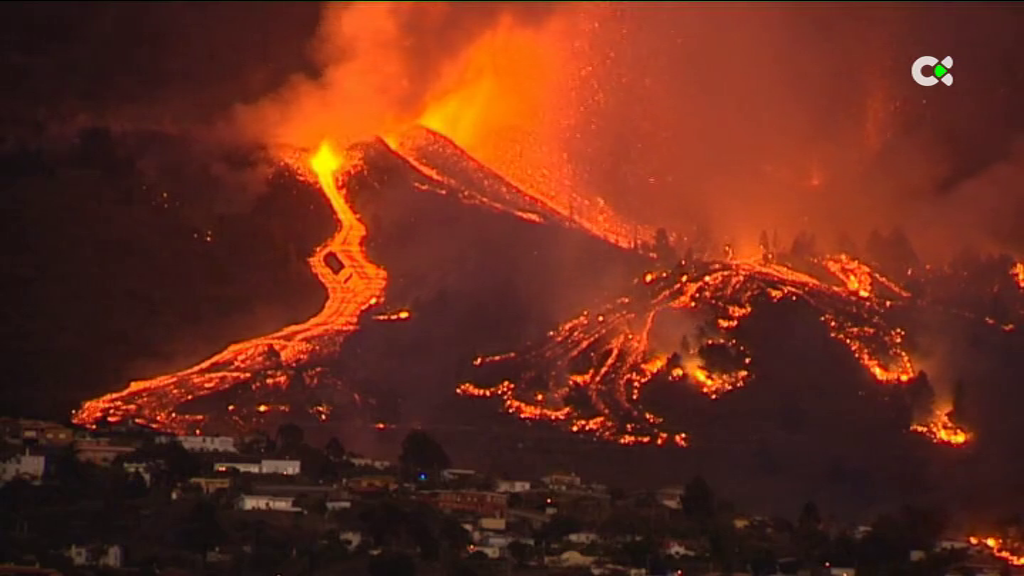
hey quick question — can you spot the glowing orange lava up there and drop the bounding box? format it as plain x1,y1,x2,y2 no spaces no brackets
458,254,948,446
72,142,387,432
970,536,1024,566
910,411,971,446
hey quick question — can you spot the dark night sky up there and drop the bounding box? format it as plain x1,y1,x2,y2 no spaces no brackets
0,2,322,128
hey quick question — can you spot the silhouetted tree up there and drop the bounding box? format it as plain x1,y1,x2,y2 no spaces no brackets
759,230,774,264
683,246,695,264
867,227,919,277
507,541,534,567
325,437,346,461
798,502,822,531
797,501,828,566
0,477,34,533
950,379,968,425
399,430,451,480
276,423,304,453
866,229,886,263
622,537,665,572
887,227,919,271
124,471,149,499
539,514,581,544
294,493,327,516
175,500,226,569
131,440,200,485
859,506,946,574
790,231,817,259
682,475,716,526
825,531,859,567
360,501,409,549
368,551,416,576
836,232,858,255
50,445,90,493
653,228,678,265
708,521,740,573
906,371,936,421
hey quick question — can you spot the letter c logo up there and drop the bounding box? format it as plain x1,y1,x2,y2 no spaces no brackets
912,56,953,87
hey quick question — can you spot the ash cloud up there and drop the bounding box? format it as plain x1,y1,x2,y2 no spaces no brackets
228,2,564,151
562,4,1024,260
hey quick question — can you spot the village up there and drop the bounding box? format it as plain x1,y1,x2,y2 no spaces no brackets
1,416,1022,576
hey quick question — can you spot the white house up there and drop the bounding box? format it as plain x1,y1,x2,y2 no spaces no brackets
442,468,477,482
591,567,645,576
67,545,123,568
260,459,300,475
326,497,353,511
494,479,531,493
565,532,600,545
236,494,300,512
936,539,971,551
853,525,873,539
122,462,153,486
479,533,514,548
339,531,363,551
541,472,581,490
664,540,698,558
348,457,391,470
214,462,262,474
468,544,503,559
0,453,45,485
213,460,299,475
656,486,685,509
161,435,237,453
479,517,506,531
546,550,596,567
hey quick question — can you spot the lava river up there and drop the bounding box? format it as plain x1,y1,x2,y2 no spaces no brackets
72,142,387,433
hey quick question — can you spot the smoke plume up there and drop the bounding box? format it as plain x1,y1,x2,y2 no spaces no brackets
227,3,1024,260
228,2,565,151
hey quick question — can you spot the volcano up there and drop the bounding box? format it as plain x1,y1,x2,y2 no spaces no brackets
67,127,1024,517
72,128,649,435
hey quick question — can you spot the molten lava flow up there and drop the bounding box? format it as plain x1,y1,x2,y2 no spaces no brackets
1013,262,1024,290
910,411,971,446
459,253,957,446
969,536,1024,566
72,142,388,433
